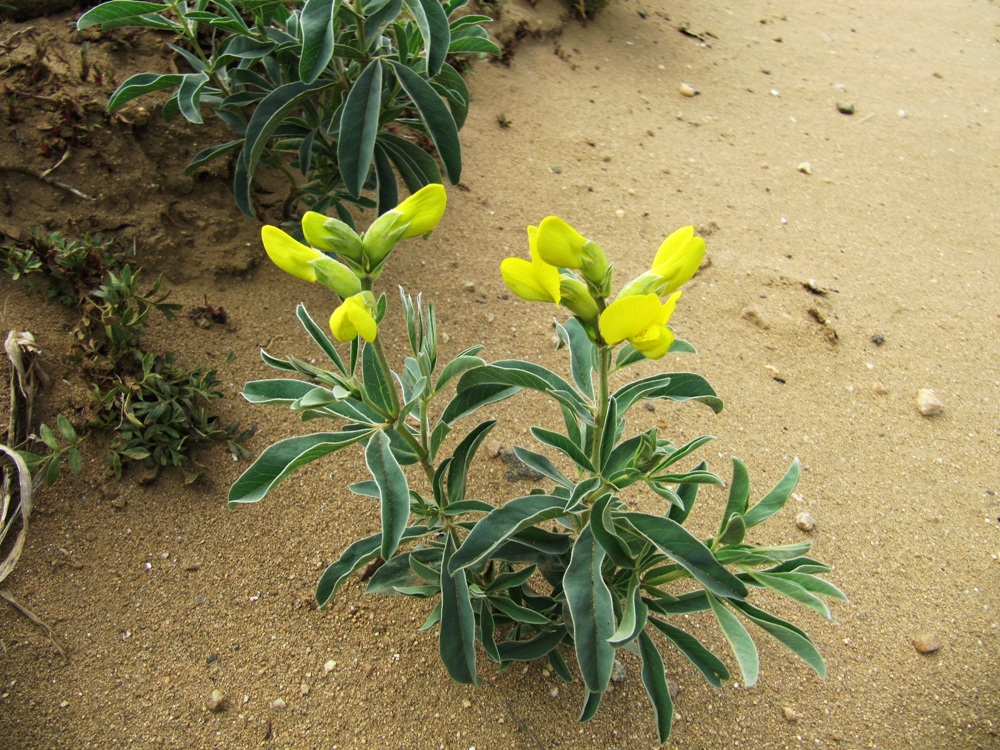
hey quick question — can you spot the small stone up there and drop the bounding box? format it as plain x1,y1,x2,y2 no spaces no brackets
206,689,226,713
916,389,943,416
272,698,286,709
550,166,562,174
549,686,559,697
765,365,784,381
485,440,503,459
463,281,476,292
678,82,699,97
912,633,942,654
797,162,812,175
462,699,472,708
836,101,856,115
872,382,889,396
795,512,816,532
324,660,336,673
783,706,800,722
871,333,885,346
740,306,771,330
611,658,627,683
668,680,680,699
110,495,127,510
770,88,781,97
300,683,310,696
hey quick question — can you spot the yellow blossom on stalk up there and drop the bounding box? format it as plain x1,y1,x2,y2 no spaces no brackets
364,184,447,265
599,292,682,360
535,216,610,290
261,225,361,297
301,212,365,263
329,293,378,343
261,225,326,282
500,226,561,303
619,226,705,298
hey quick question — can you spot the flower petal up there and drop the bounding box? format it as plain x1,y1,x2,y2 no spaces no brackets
397,183,447,238
501,257,557,302
329,295,378,342
535,216,587,268
599,294,662,345
651,226,705,293
261,225,323,282
631,323,675,359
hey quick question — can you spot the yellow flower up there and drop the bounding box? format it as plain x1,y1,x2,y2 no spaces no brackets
329,293,378,343
500,226,561,303
619,226,705,298
599,292,682,359
651,226,705,293
261,225,326,282
301,212,365,263
364,184,447,265
535,216,609,289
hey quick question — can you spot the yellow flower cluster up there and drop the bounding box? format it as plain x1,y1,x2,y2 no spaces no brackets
501,220,705,359
260,184,446,343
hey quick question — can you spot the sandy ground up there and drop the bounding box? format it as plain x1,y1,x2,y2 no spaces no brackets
1,0,998,748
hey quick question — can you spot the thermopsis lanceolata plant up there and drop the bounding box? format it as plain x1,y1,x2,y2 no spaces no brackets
77,0,498,219
228,185,844,742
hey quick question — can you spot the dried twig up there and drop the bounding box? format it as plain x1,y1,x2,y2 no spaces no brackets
0,164,95,201
0,588,68,660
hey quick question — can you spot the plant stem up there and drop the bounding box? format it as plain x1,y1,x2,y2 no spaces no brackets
591,345,612,471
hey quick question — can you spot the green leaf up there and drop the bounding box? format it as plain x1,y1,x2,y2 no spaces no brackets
743,459,801,529
456,361,592,423
719,456,750,535
446,35,500,54
365,431,411,560
366,547,441,595
649,434,714,475
441,499,494,515
236,79,335,216
747,571,834,620
647,617,730,687
730,599,826,677
612,372,723,415
440,537,479,684
448,494,566,573
421,602,442,631
361,342,394,415
484,565,537,594
496,626,566,662
106,72,183,114
667,460,706,524
316,533,378,606
228,429,371,505
435,354,485,393
563,526,615,694
297,303,347,373
339,60,383,197
598,396,619,472
621,513,748,600
389,61,461,184
184,140,243,175
488,595,550,625
608,576,648,646
439,382,519,425
512,446,572,488
589,494,632,569
716,514,747,547
447,420,496,506
637,631,673,743
579,690,602,723
708,594,759,686
548,649,574,682
176,72,210,124
433,61,469,129
403,0,451,76
299,0,339,83
241,379,317,405
377,131,442,188
557,317,596,400
372,144,399,215
76,1,179,29
529,426,593,473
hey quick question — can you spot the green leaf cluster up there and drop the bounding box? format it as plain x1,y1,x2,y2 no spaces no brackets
232,296,844,743
77,0,500,218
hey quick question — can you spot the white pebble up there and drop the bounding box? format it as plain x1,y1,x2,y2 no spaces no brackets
795,512,816,532
916,389,943,416
679,82,699,97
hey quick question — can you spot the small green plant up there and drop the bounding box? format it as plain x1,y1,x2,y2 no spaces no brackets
2,229,121,307
230,186,843,742
3,230,248,480
77,0,500,219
